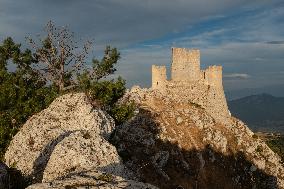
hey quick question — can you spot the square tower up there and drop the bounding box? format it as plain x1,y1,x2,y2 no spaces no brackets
171,48,201,82
152,65,167,90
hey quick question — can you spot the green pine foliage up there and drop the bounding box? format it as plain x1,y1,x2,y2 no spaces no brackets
88,78,126,107
0,37,58,158
92,46,120,81
77,45,135,125
83,77,135,125
78,72,135,125
0,30,135,158
109,102,135,125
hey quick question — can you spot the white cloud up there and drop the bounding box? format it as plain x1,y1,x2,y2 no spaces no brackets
223,73,250,79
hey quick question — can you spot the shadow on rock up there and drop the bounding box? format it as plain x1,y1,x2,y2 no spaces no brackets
32,131,73,183
110,108,278,189
0,162,30,189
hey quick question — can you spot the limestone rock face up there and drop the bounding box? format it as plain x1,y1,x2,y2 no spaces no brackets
113,86,284,189
42,131,129,182
27,170,158,189
4,92,158,188
4,93,117,182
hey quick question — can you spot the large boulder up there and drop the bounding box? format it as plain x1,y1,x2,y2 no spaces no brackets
4,92,157,188
4,93,120,182
42,130,130,182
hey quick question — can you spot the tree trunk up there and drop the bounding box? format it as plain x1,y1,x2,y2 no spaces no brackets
59,62,65,92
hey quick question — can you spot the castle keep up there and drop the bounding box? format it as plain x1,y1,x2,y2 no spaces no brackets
152,48,230,122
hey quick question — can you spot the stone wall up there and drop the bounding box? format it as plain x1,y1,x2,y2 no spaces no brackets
163,81,230,123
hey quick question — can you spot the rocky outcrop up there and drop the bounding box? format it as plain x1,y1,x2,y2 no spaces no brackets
27,170,158,189
112,86,284,189
5,93,118,182
4,93,157,188
42,130,130,182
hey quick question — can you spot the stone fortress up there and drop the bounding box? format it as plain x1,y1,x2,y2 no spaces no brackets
151,48,230,123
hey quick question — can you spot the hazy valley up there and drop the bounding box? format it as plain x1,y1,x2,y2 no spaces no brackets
228,93,284,133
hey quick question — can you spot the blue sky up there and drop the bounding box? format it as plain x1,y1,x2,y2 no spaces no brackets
1,0,284,99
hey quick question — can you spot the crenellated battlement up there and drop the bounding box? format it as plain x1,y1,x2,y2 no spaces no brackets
153,47,223,88
151,47,230,123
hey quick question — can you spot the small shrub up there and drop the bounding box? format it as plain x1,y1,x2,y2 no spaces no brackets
65,186,77,189
82,77,135,126
86,77,126,108
82,131,91,139
109,102,135,125
252,134,258,139
98,173,113,182
27,136,35,147
189,101,202,108
256,145,263,153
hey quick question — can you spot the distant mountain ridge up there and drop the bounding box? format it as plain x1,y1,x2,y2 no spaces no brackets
225,84,284,100
228,93,284,133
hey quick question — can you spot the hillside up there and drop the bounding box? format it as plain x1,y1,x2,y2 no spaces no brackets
3,90,284,188
228,94,284,133
112,87,284,189
255,132,284,163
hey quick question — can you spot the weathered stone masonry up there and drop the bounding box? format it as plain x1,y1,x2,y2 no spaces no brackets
152,48,230,123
